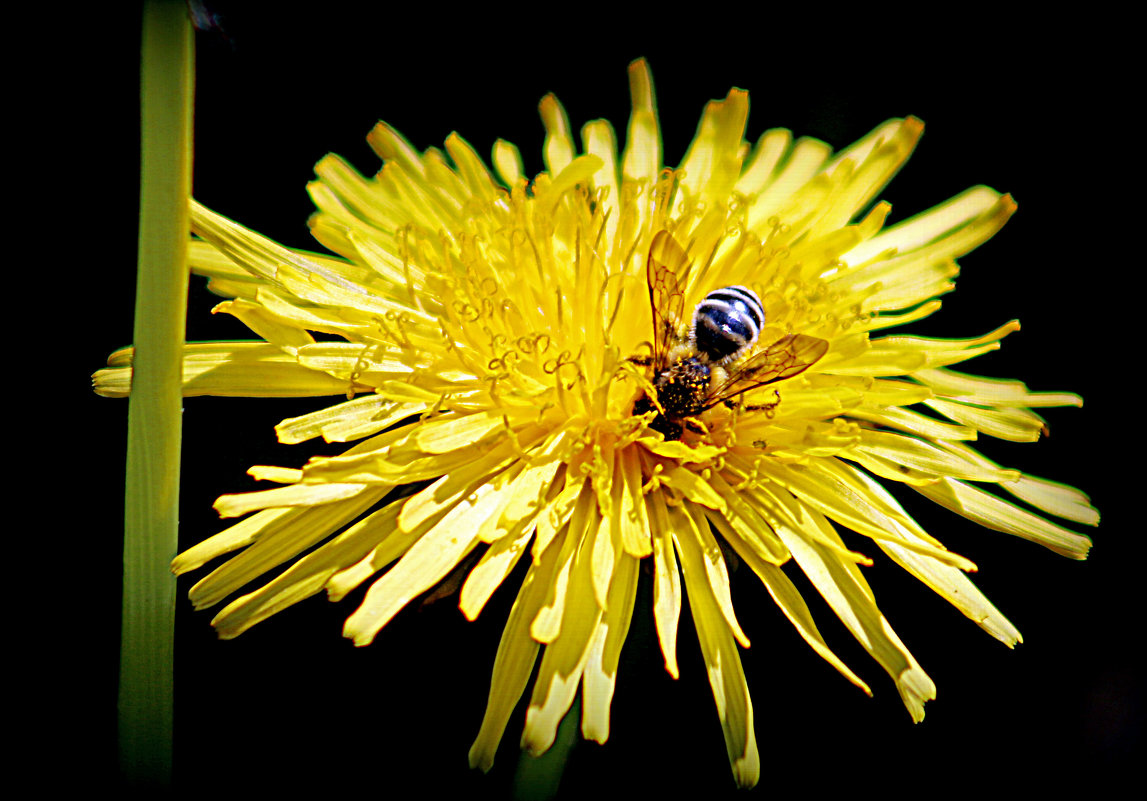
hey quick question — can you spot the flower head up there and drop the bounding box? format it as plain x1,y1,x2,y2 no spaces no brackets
96,58,1096,788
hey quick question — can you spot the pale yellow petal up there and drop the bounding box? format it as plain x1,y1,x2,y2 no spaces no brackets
590,513,616,611
809,117,923,238
492,460,564,541
275,395,426,445
171,508,292,574
930,440,1099,524
492,138,524,187
847,405,978,442
214,298,315,351
878,540,1021,647
443,133,501,202
531,487,594,643
458,526,532,622
671,467,790,566
840,185,1001,267
413,410,526,454
620,58,660,183
915,478,1092,559
1003,474,1099,526
522,511,604,756
775,509,936,721
213,482,370,519
733,128,791,197
679,502,750,648
674,504,760,788
580,553,639,744
746,137,832,232
754,458,975,571
915,366,1083,408
852,428,1021,482
532,476,586,562
582,119,620,245
718,516,870,693
209,497,403,639
616,447,653,557
396,437,536,533
645,490,682,679
539,92,575,177
189,487,386,611
469,536,565,772
676,87,749,208
94,342,361,398
927,398,1048,442
343,482,502,646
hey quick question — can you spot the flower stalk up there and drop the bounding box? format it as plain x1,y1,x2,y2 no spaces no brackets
118,0,193,784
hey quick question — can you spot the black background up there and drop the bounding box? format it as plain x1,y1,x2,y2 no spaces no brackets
76,3,1135,796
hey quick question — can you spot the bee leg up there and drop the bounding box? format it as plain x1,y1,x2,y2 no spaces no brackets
626,341,656,368
683,417,711,436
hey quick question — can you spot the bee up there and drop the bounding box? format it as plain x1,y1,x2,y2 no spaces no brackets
631,230,829,441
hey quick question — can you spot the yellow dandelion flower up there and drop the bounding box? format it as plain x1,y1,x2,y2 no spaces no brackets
95,58,1096,789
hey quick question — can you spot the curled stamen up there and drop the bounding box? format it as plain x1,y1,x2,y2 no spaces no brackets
517,333,551,355
486,330,508,351
481,373,503,398
487,349,520,373
545,353,583,393
452,301,479,322
543,349,584,386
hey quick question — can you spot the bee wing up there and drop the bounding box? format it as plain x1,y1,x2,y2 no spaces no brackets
647,230,691,368
702,333,829,411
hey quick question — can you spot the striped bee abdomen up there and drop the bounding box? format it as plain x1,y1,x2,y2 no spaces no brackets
691,285,765,362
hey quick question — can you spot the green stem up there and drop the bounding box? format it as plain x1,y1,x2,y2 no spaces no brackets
119,0,193,785
513,695,580,800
